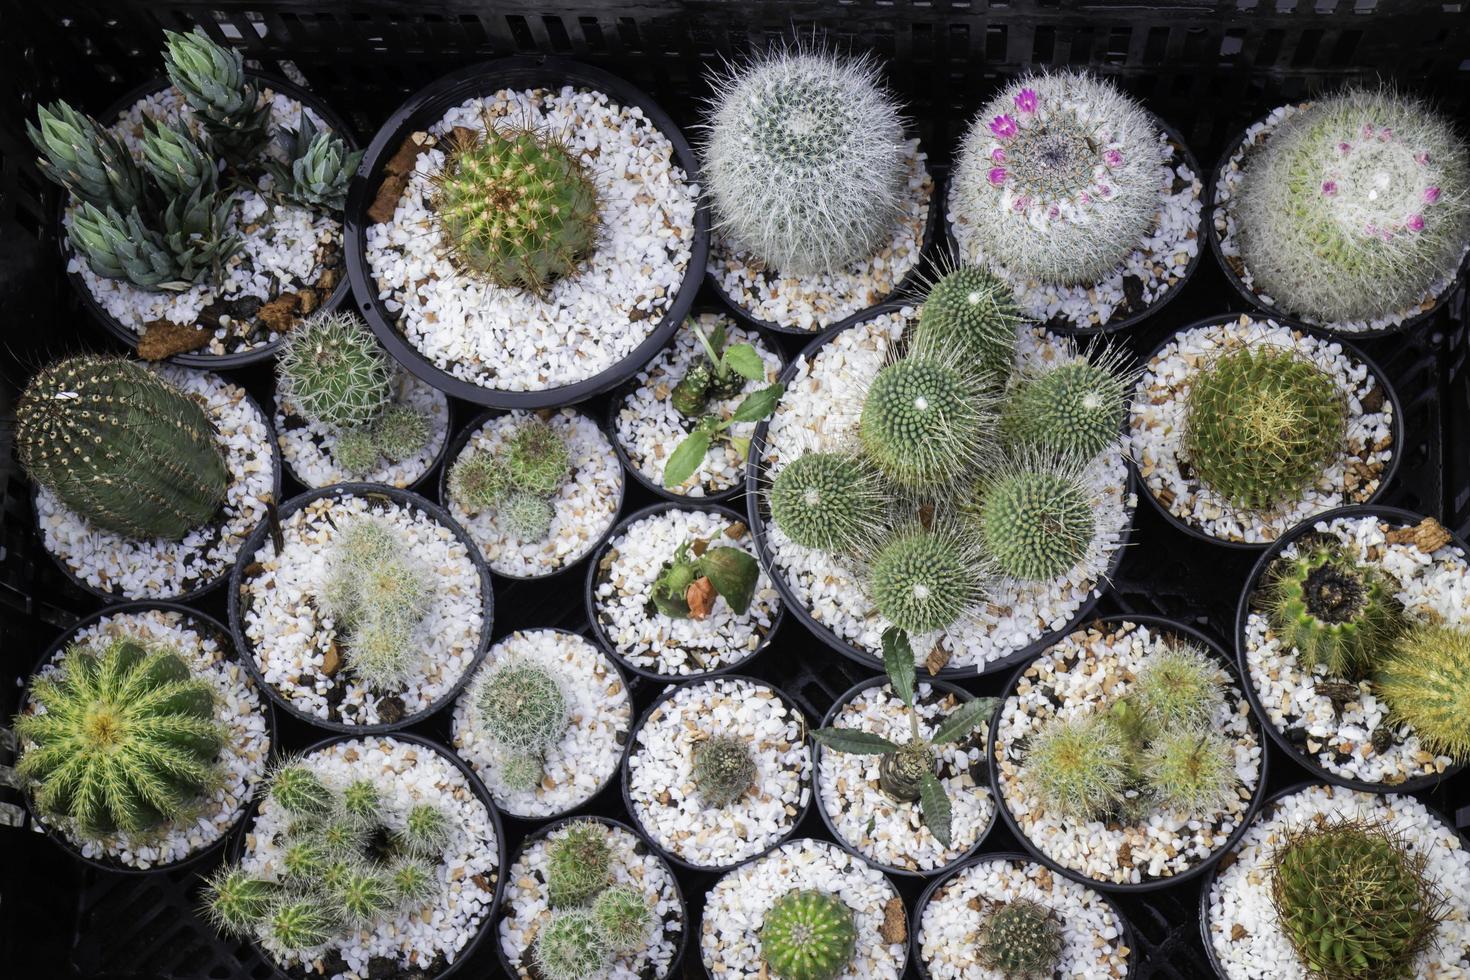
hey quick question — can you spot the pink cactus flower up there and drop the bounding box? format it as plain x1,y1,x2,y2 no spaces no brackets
1048,204,1061,219
1014,89,1038,113
1337,141,1352,156
988,167,1008,186
1099,184,1113,198
1364,222,1379,237
1361,123,1376,138
1321,180,1338,197
1425,186,1441,204
1012,195,1030,212
1415,151,1431,166
991,147,1007,163
990,114,1018,138
1407,213,1425,232
1378,127,1393,141
1080,192,1092,204
1104,149,1123,168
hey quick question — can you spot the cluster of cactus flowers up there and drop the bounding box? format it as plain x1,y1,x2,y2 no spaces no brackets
649,522,761,621
531,821,655,980
448,418,572,542
204,763,452,955
27,29,359,293
471,656,571,794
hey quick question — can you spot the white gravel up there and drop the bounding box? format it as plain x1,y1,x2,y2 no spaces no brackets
1206,783,1470,979
1127,314,1393,544
612,312,782,497
708,140,931,332
240,491,486,726
239,736,499,978
364,88,698,393
445,409,623,579
452,629,631,818
626,676,810,869
701,838,908,980
36,365,277,600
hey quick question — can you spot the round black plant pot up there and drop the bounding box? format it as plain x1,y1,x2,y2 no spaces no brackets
585,500,783,683
344,55,710,410
227,482,494,734
1234,503,1469,794
59,72,357,368
17,601,279,875
619,674,812,875
1130,313,1405,551
988,613,1271,893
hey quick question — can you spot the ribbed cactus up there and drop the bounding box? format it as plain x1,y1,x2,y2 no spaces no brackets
202,868,280,936
768,452,886,554
1374,623,1470,762
759,889,858,980
430,124,599,297
268,762,335,819
474,656,569,792
534,909,608,980
1143,729,1239,817
971,462,1095,582
1235,89,1470,325
140,117,217,199
1130,642,1225,730
16,356,227,541
389,858,438,906
858,348,998,490
396,803,452,859
866,522,988,635
546,820,614,908
334,867,395,925
162,29,271,165
1002,345,1137,462
913,263,1023,384
692,734,757,808
276,312,392,430
267,113,363,212
976,899,1063,980
1025,712,1130,822
593,885,652,953
1265,542,1406,679
26,100,147,213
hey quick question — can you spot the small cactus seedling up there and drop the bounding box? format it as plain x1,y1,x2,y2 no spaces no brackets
446,418,572,540
768,451,887,554
319,517,431,692
1129,642,1226,730
268,762,336,820
340,779,380,827
371,404,431,462
1025,712,1131,822
265,898,336,953
593,885,653,953
1265,542,1406,680
1143,730,1240,817
334,426,381,475
333,867,396,925
758,888,859,980
500,491,556,542
1374,623,1470,763
16,637,224,839
971,460,1096,582
976,899,1064,980
448,449,512,512
546,820,614,908
866,522,989,635
692,734,757,808
474,656,569,791
669,317,771,418
277,313,392,431
912,261,1024,384
534,909,609,980
389,858,438,907
162,29,271,165
396,803,452,859
267,112,364,212
1001,344,1139,463
506,420,573,496
202,868,279,936
650,533,761,621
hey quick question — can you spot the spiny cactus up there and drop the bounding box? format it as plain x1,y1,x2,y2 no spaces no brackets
692,734,757,808
758,889,858,980
1265,542,1406,680
27,101,147,213
140,117,217,199
334,426,380,475
276,312,392,430
389,858,438,907
16,637,224,838
319,517,430,692
1130,641,1226,730
265,898,336,952
430,123,599,297
1235,88,1470,325
17,356,227,541
371,404,431,462
976,899,1064,980
866,522,989,634
1025,712,1130,822
318,817,370,857
501,491,556,541
912,262,1023,384
162,29,271,165
269,762,335,820
971,460,1095,582
340,779,380,827
768,451,886,554
396,803,452,859
534,909,608,980
1002,344,1138,462
952,72,1163,285
546,820,613,908
1183,344,1347,511
267,112,363,212
1143,730,1239,817
448,449,512,511
1269,818,1446,980
703,48,906,275
593,885,652,953
1374,623,1470,762
500,753,545,794
507,420,572,496
333,867,395,925
202,868,279,936
475,656,569,792
281,835,332,881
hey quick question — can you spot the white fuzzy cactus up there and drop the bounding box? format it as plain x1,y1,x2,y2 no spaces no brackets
950,72,1162,285
702,48,907,275
1234,88,1470,325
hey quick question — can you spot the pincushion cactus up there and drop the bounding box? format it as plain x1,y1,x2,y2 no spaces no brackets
952,72,1163,285
976,899,1064,979
507,419,573,496
534,909,607,980
371,404,431,461
759,888,858,980
448,419,569,541
1265,542,1406,679
1001,344,1138,462
546,820,614,908
1234,88,1470,325
768,451,886,554
702,48,907,275
474,656,569,791
692,734,757,808
319,517,430,691
971,460,1096,582
1025,713,1130,822
1130,641,1226,730
448,450,512,511
912,262,1023,384
501,490,556,541
1142,730,1239,816
866,522,989,635
277,312,393,430
1374,623,1470,762
593,885,653,953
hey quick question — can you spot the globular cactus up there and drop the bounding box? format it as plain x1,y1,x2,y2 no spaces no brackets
500,754,545,794
866,522,989,635
276,312,392,430
430,124,599,297
1183,345,1347,511
475,656,569,791
1265,542,1406,680
1374,623,1470,763
389,858,438,907
912,262,1023,384
340,779,380,827
449,449,512,512
951,72,1163,285
768,452,886,554
546,820,614,908
1002,344,1138,463
976,899,1064,980
16,638,224,838
202,868,280,936
501,491,556,542
27,100,147,213
1025,712,1130,822
534,909,609,980
318,817,370,857
268,762,335,820
280,836,333,881
16,356,228,541
267,113,363,212
334,426,381,475
507,420,572,496
395,803,452,859
758,889,858,980
162,29,271,165
140,117,217,199
970,460,1095,582
1142,729,1240,817
319,517,430,692
692,734,757,808
332,867,395,925
1235,88,1470,325
1129,642,1226,730
593,885,652,954
702,48,907,275
1269,818,1446,980
265,898,336,953
371,404,431,462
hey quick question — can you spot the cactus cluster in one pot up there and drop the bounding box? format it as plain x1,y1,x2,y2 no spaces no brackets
449,418,573,543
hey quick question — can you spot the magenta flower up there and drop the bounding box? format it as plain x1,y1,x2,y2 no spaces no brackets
1014,88,1038,113
1048,204,1061,219
1415,151,1431,166
1361,123,1376,138
991,147,1007,163
1012,195,1030,212
1099,184,1113,198
1337,141,1352,156
990,114,1018,138
1378,127,1393,141
1408,213,1426,232
1321,180,1338,197
988,167,1008,186
1104,149,1123,168
1425,186,1442,204
1080,192,1092,205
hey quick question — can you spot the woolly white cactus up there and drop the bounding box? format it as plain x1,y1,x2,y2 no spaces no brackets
702,48,907,275
1234,88,1470,324
951,72,1162,285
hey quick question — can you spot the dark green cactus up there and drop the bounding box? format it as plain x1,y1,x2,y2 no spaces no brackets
759,889,857,980
1265,542,1406,680
976,899,1063,979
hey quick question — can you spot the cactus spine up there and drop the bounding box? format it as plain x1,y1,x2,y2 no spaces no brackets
1001,344,1138,463
758,889,858,980
1374,623,1470,762
1265,542,1406,680
768,451,886,554
474,656,569,792
692,734,757,808
277,312,392,430
1025,712,1130,822
976,899,1064,980
319,518,430,692
593,885,653,953
534,909,607,980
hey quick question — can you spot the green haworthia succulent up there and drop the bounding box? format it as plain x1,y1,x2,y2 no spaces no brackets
759,889,858,980
859,349,999,490
913,262,1023,384
268,112,363,211
1265,541,1406,680
1374,622,1470,763
27,100,147,213
276,312,392,430
140,116,217,199
768,451,886,554
162,29,271,165
976,899,1064,980
971,461,1095,582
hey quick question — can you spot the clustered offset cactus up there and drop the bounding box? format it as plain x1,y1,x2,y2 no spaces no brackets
162,28,271,165
970,459,1095,582
318,517,431,691
533,822,654,979
702,47,907,275
758,888,859,980
16,355,228,541
1265,541,1406,679
952,72,1164,285
1001,343,1139,463
912,262,1023,384
473,656,570,793
867,522,987,635
449,418,572,542
267,112,364,212
691,734,757,808
976,899,1064,980
16,637,225,839
1374,622,1470,764
650,528,760,621
1235,88,1470,325
768,452,886,554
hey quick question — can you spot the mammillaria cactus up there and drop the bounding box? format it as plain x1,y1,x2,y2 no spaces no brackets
448,450,511,511
26,101,147,213
758,888,858,980
1142,730,1239,816
952,72,1163,284
768,452,886,554
867,523,988,635
546,820,614,908
16,637,225,838
506,420,572,496
912,262,1023,384
1265,542,1406,679
162,28,271,165
371,405,431,461
593,885,653,953
267,113,363,211
474,657,569,792
1025,713,1130,822
16,356,228,541
430,124,599,297
1374,623,1470,762
534,909,607,980
501,491,556,542
702,48,907,275
1129,641,1226,730
971,460,1096,582
976,899,1064,979
859,349,998,491
333,426,380,475
319,518,430,692
448,420,570,541
1001,345,1138,462
1234,88,1470,325
277,312,393,430
692,734,757,808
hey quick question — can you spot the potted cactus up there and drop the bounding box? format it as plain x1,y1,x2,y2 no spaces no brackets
28,29,357,364
17,355,280,601
1211,87,1470,335
702,47,935,333
1127,314,1398,546
451,629,632,820
948,72,1203,332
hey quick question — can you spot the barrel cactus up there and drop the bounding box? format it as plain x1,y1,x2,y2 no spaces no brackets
866,522,988,635
976,899,1064,979
768,451,886,553
759,889,857,980
692,734,757,808
162,28,271,165
1374,623,1470,763
16,356,228,541
971,461,1095,582
912,262,1023,384
277,312,393,430
1002,344,1137,462
859,349,998,490
1265,542,1406,679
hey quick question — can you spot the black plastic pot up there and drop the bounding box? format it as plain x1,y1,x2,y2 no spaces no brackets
813,675,997,879
32,374,283,605
59,73,357,367
437,406,626,582
1234,503,1469,794
1206,109,1470,340
585,501,784,683
227,482,494,734
223,730,506,980
16,601,279,874
988,613,1271,893
910,851,1139,980
620,674,812,874
1130,313,1405,551
943,111,1204,336
343,55,709,410
743,305,1135,679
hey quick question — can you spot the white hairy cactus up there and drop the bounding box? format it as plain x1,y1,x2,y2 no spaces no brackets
702,47,907,275
950,72,1162,285
1234,88,1470,324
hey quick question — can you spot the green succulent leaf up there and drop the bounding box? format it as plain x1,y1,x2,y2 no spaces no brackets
698,546,758,614
812,727,901,754
722,343,766,382
882,627,917,707
931,697,998,744
663,430,712,487
918,770,953,848
731,384,785,423
728,435,751,461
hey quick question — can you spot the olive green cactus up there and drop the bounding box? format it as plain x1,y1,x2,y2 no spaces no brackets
371,404,431,462
759,889,857,980
1129,641,1226,731
1025,712,1131,822
448,449,512,512
506,420,572,496
593,885,653,954
265,898,336,952
1374,622,1470,763
1002,345,1138,463
395,803,452,859
692,734,757,808
768,451,886,554
976,899,1064,980
268,762,335,820
1265,542,1406,680
202,867,280,936
913,262,1023,384
546,820,613,908
474,656,569,793
1143,729,1240,817
858,349,999,490
534,909,608,980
